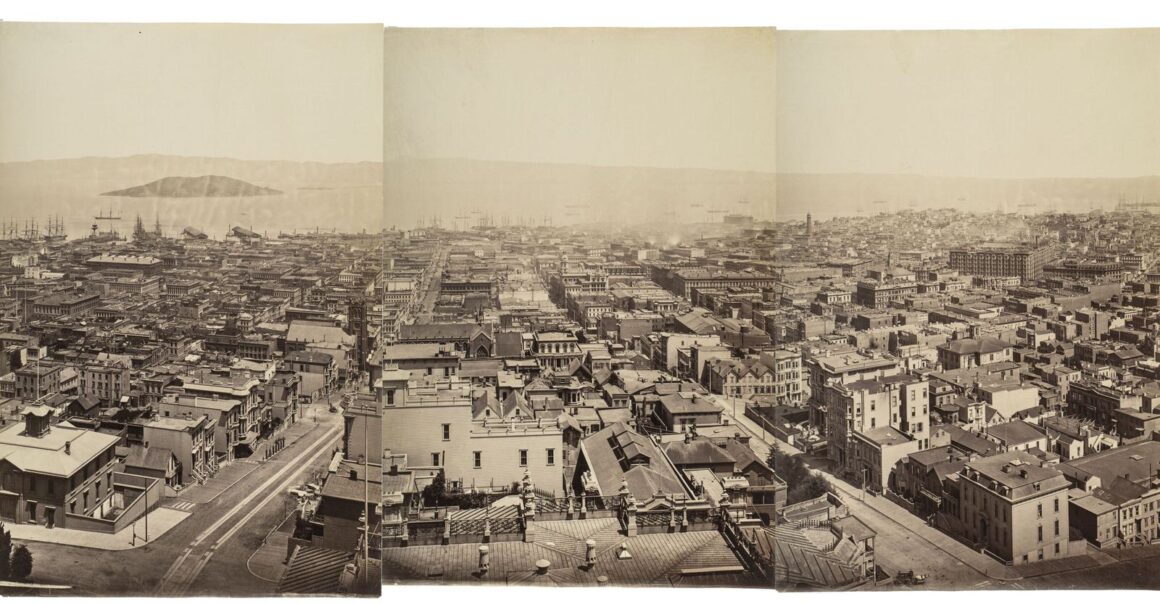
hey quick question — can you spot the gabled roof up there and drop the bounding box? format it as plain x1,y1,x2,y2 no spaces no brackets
940,336,1012,356
662,438,738,467
579,422,690,501
124,446,175,472
985,420,1046,446
400,322,492,342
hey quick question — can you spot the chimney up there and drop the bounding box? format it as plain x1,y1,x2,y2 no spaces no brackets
478,545,490,575
65,441,71,455
349,468,358,480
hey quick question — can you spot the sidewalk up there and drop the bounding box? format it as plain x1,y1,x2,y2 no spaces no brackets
709,394,1019,581
829,478,1019,581
7,507,191,551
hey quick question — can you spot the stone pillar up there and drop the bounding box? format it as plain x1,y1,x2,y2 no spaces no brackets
718,491,732,531
566,495,575,520
669,507,677,532
483,512,492,543
580,493,588,519
680,501,689,531
478,545,490,576
625,495,638,537
585,538,597,569
523,490,537,543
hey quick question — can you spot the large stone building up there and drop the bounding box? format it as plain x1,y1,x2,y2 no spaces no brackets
820,374,931,490
380,373,566,495
949,242,1058,282
957,451,1071,565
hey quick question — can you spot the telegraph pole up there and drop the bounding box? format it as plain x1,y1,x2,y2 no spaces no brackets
363,400,370,565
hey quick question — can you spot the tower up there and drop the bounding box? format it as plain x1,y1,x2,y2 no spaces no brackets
348,296,369,375
806,213,813,239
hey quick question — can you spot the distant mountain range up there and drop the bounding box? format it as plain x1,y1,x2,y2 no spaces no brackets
0,154,383,234
101,175,282,198
385,158,777,226
776,173,1160,220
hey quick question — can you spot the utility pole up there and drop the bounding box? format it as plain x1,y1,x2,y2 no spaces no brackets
362,403,370,565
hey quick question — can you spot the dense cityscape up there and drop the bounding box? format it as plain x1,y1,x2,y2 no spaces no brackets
377,205,1160,590
0,217,382,595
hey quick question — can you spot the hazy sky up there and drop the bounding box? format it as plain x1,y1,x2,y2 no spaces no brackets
385,28,776,173
778,29,1160,178
0,23,383,163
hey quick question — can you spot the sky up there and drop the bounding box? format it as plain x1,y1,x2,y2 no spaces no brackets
0,23,384,163
777,29,1160,178
384,28,777,173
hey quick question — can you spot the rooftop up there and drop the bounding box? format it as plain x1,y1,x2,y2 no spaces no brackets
381,517,760,586
0,419,119,478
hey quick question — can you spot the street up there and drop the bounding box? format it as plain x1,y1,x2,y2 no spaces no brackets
711,394,1013,589
411,244,449,323
23,402,345,596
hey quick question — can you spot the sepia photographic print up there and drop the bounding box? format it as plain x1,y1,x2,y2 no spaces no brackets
775,29,1160,591
380,27,778,589
0,22,383,596
5,7,1160,601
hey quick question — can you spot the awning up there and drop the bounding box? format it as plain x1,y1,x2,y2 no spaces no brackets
236,430,260,447
919,487,943,504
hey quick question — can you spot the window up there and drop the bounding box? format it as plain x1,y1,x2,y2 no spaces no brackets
519,450,528,467
1037,503,1043,518
386,390,395,405
473,451,482,469
431,452,441,466
546,448,555,466
1054,498,1060,513
1054,543,1060,555
442,424,451,441
1054,520,1060,537
47,479,54,496
1038,526,1043,542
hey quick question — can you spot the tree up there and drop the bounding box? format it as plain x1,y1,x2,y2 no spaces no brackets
421,471,447,508
0,523,10,581
765,440,780,472
787,473,831,505
10,545,31,582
